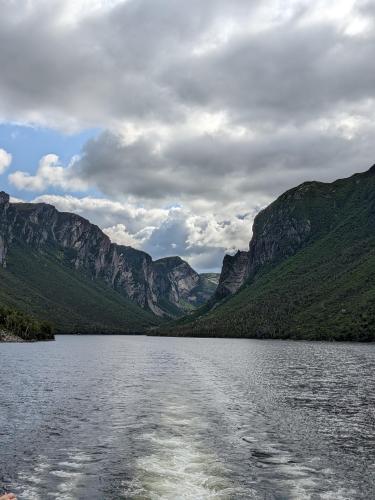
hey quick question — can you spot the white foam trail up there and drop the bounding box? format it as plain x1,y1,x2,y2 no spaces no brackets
16,450,90,500
48,450,91,499
123,403,249,500
16,455,50,500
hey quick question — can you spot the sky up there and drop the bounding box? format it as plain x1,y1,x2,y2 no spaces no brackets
0,0,374,272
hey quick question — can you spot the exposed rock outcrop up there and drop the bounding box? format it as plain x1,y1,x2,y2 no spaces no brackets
0,191,10,267
215,179,340,299
215,251,249,299
153,257,200,308
153,257,218,313
0,329,25,342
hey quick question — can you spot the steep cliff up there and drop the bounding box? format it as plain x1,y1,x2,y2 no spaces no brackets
215,251,250,299
215,179,341,299
0,193,216,332
0,194,161,313
158,165,375,341
153,257,218,315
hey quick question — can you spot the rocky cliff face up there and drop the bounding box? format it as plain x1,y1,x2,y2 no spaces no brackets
0,192,11,267
0,193,214,317
153,257,200,308
215,179,340,300
153,257,217,313
215,251,250,299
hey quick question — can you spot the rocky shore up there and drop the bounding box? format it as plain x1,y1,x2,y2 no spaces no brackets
0,328,25,342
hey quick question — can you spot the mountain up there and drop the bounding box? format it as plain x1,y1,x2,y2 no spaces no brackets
152,257,219,316
0,192,216,333
157,165,375,341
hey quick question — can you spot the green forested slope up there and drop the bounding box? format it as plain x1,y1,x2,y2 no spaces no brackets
0,243,159,333
158,167,375,341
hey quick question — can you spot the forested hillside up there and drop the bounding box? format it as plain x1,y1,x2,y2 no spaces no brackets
157,166,375,341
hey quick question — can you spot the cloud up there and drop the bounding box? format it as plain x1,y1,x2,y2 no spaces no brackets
1,0,374,132
165,21,375,126
2,0,375,269
0,149,12,174
32,193,254,271
9,154,88,192
32,193,169,231
0,0,252,130
102,223,144,248
75,118,375,204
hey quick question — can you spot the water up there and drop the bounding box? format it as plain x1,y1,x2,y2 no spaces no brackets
0,335,374,499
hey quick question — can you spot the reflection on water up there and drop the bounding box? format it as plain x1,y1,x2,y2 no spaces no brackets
0,335,374,499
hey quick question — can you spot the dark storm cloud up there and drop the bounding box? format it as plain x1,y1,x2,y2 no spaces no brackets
76,123,375,202
0,1,178,125
164,22,375,125
0,0,252,127
2,0,374,131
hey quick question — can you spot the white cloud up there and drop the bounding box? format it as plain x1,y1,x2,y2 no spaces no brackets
0,148,12,174
32,193,169,231
102,223,143,248
31,193,256,271
9,196,25,203
8,154,88,192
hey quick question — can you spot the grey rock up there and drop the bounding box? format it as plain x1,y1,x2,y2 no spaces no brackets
215,182,319,299
0,194,216,317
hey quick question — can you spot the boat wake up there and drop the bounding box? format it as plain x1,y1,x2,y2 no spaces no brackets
122,402,250,499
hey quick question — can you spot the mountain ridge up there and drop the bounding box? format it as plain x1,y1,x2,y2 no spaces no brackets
156,164,375,341
215,165,375,301
0,192,217,333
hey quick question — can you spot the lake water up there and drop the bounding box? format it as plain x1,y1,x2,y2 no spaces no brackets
0,335,374,499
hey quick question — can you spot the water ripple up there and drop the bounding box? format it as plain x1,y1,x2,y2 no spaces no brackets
0,336,374,499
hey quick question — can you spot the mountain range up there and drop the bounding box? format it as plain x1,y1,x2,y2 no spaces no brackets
0,191,217,335
2,165,375,342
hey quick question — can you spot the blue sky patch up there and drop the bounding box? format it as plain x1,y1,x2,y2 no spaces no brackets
0,124,100,199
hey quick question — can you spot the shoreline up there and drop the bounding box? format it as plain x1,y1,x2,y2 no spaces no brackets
0,329,25,342
0,329,55,343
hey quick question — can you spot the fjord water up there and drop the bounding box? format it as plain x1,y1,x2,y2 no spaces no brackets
0,336,374,499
